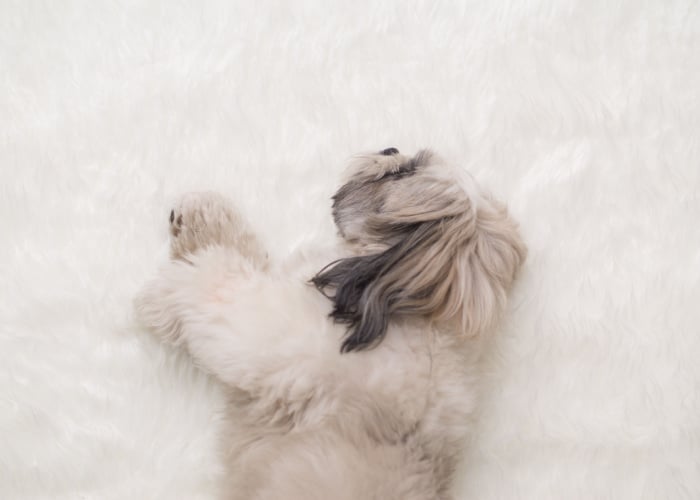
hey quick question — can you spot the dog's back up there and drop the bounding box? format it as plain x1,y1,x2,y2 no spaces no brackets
218,323,478,500
223,425,445,500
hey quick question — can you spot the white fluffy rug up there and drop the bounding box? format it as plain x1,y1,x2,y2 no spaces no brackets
3,1,699,498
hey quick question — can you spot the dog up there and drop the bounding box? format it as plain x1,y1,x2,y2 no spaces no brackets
135,148,526,499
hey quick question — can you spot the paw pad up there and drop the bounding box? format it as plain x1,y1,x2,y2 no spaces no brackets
169,209,183,237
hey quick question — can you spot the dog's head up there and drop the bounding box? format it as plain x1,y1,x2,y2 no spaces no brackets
313,148,526,353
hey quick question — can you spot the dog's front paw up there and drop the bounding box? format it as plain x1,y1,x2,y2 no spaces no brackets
167,191,237,260
168,192,267,267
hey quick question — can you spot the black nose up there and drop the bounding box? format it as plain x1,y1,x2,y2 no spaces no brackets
380,147,399,156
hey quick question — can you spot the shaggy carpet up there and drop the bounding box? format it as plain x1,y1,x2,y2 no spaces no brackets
2,1,699,498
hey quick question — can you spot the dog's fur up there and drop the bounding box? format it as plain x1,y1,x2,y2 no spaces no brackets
135,149,526,500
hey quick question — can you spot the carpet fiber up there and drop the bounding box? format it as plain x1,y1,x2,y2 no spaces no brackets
2,1,699,498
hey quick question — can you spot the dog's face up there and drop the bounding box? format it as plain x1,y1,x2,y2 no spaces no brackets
313,149,526,353
331,148,437,249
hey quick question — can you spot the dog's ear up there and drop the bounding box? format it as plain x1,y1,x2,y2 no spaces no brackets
314,166,527,353
311,253,390,353
312,220,444,352
450,197,527,338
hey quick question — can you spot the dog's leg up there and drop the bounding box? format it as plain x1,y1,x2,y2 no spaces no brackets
135,192,337,415
135,190,268,341
135,250,340,421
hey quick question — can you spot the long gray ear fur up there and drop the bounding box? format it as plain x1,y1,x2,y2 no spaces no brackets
311,221,440,353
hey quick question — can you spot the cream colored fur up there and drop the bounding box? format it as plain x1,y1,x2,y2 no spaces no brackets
134,151,525,499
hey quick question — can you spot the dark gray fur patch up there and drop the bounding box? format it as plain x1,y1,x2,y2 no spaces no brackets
311,252,396,352
311,219,441,353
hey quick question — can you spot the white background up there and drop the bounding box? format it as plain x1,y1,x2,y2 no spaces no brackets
2,1,699,498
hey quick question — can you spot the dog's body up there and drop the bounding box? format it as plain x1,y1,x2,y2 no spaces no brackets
135,150,526,499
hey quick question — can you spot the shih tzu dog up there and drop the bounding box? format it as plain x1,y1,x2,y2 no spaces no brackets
135,148,526,500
